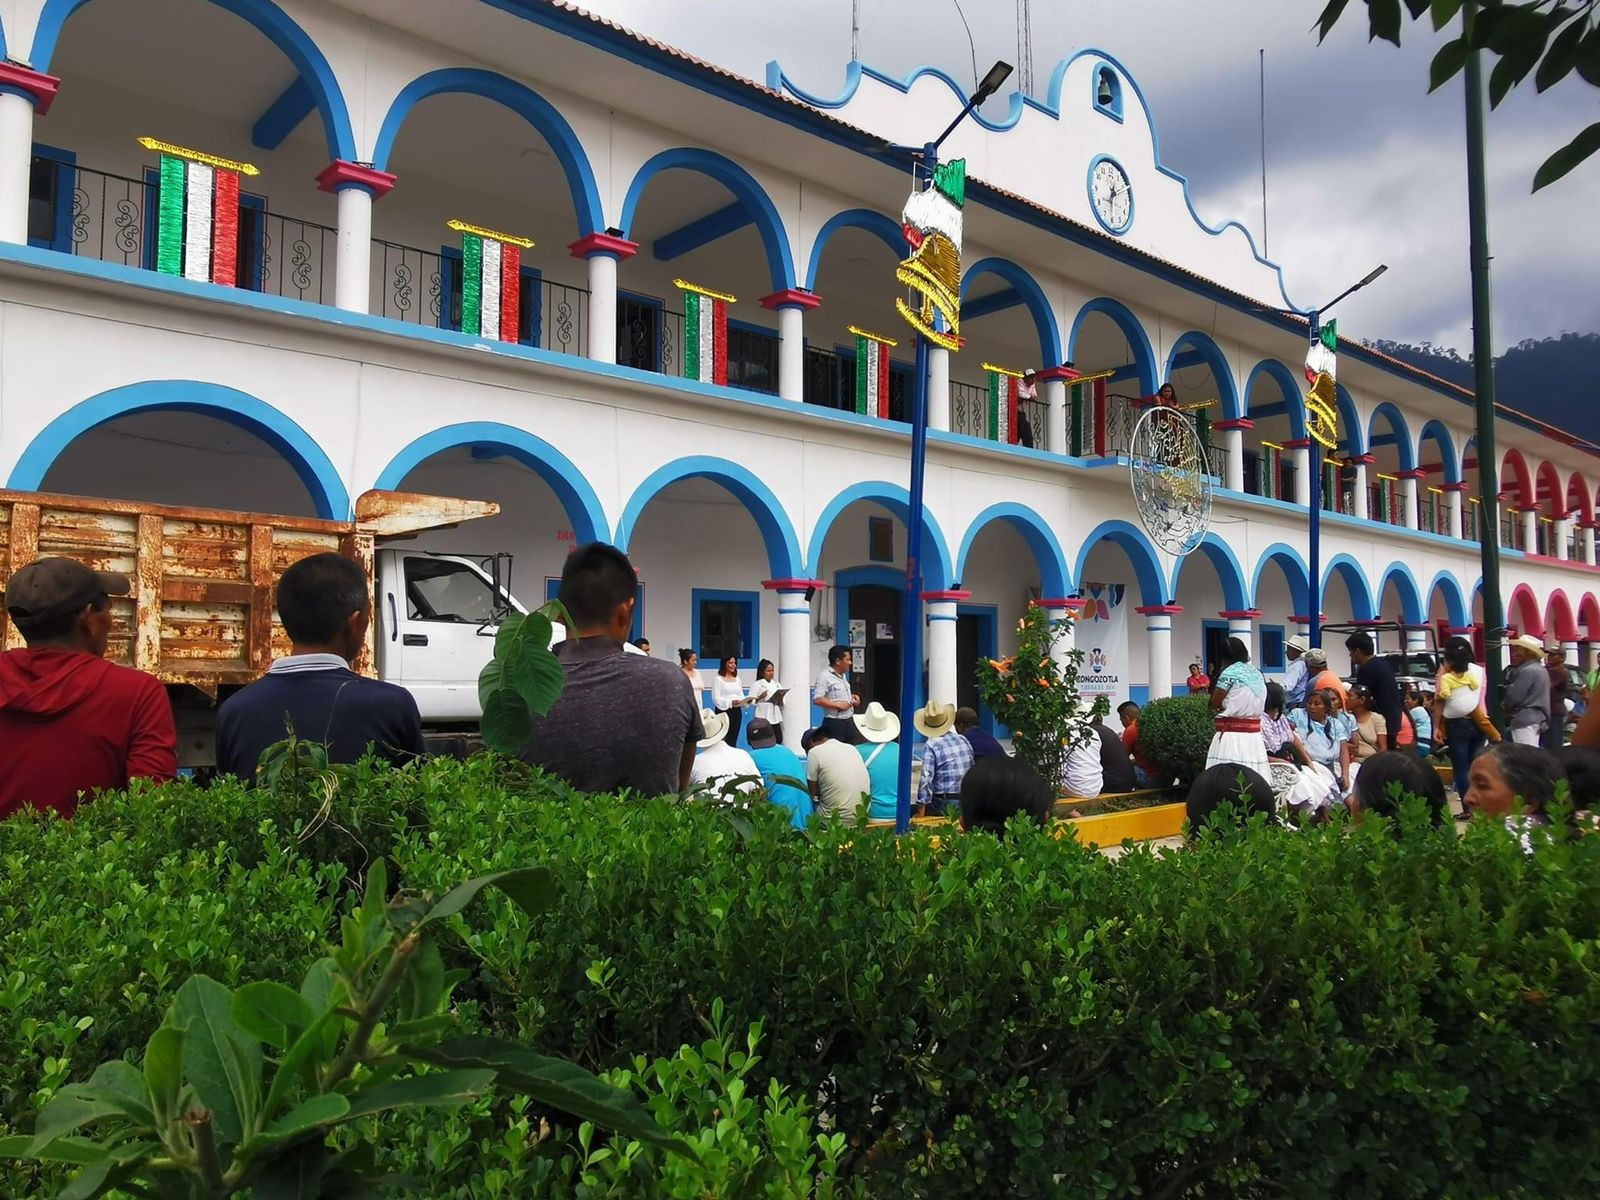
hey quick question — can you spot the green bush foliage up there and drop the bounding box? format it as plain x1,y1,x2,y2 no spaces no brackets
1135,693,1215,786
5,758,1600,1196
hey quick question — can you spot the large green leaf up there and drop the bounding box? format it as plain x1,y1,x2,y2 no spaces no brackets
404,1037,690,1154
1533,119,1600,190
174,974,263,1147
502,613,563,715
143,1025,184,1128
420,865,556,930
340,1068,496,1119
1535,13,1588,91
262,1012,336,1126
261,1092,350,1139
233,982,314,1050
1428,36,1469,91
0,1134,105,1165
479,686,534,755
28,1088,127,1154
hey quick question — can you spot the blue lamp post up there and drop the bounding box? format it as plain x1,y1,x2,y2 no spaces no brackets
895,60,1013,834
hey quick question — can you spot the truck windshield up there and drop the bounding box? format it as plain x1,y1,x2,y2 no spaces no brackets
404,558,499,624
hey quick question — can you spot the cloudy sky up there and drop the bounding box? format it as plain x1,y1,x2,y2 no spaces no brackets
581,0,1598,354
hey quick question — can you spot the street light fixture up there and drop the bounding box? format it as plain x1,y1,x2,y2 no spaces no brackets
894,60,1012,834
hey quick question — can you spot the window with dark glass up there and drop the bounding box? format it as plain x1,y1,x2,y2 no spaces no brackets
28,156,61,246
616,295,662,370
726,324,778,393
697,595,754,665
404,558,499,624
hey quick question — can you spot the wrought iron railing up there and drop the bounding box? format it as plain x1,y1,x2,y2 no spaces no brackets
950,380,986,438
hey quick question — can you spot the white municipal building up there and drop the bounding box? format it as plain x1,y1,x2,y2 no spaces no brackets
0,0,1593,752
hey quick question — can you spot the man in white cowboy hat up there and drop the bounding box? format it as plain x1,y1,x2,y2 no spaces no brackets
852,701,902,821
1283,634,1310,708
1504,633,1552,747
805,721,871,822
689,707,762,796
915,700,972,816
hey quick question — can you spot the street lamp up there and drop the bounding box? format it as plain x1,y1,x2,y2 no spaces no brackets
894,59,1012,834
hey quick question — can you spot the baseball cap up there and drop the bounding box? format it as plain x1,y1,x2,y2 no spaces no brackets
746,717,778,748
4,557,130,624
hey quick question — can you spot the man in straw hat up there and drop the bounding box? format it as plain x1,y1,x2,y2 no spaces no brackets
689,707,761,796
1504,633,1552,747
1283,634,1310,708
852,701,902,821
915,700,973,816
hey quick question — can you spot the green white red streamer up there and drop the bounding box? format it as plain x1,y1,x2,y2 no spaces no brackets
151,153,241,285
851,326,896,417
449,220,535,343
679,279,735,384
984,363,1023,443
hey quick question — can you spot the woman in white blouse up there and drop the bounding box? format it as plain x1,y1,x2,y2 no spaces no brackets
710,655,750,747
749,658,787,746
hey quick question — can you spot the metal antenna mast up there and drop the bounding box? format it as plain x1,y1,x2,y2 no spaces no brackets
1016,0,1033,93
851,0,861,61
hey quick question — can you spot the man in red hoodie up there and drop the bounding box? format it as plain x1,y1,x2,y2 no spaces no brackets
1,557,177,818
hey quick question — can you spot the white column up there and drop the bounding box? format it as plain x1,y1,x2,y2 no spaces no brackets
1291,444,1311,507
1446,488,1465,540
1351,461,1371,520
332,185,373,313
1044,378,1067,455
1401,474,1420,530
1522,508,1538,552
927,344,950,432
1223,612,1257,658
1562,640,1579,665
0,90,36,245
586,253,618,364
924,597,960,712
1555,515,1573,561
1139,607,1177,700
1584,525,1596,566
1220,426,1244,492
771,584,814,754
776,305,803,401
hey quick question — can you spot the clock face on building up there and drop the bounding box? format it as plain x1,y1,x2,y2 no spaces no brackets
1089,157,1133,235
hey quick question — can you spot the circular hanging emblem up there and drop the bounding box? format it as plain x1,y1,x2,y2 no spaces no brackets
1128,406,1213,557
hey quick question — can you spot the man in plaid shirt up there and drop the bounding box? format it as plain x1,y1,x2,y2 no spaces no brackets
915,701,974,815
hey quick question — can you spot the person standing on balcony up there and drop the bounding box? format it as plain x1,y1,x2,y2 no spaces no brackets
1282,636,1310,708
710,655,749,747
1016,371,1037,448
814,645,863,745
1154,382,1178,409
1504,634,1552,747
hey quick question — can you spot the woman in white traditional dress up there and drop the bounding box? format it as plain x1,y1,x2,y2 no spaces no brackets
1205,637,1271,778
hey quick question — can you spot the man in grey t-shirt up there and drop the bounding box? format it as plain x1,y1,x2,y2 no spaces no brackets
520,544,702,795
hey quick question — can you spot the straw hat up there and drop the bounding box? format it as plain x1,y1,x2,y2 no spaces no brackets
696,708,729,748
853,701,901,743
913,700,957,738
1511,633,1545,656
1286,635,1309,655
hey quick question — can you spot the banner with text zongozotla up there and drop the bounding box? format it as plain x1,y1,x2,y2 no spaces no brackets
1077,581,1129,698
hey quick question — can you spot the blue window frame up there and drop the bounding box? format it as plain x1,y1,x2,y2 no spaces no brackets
140,165,266,286
438,246,544,345
617,289,665,372
692,588,758,669
725,317,779,394
1093,65,1124,122
1260,624,1287,672
1199,619,1229,681
28,143,76,253
547,576,645,642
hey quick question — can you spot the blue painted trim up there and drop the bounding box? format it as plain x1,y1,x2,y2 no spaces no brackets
959,256,1063,364
1067,297,1156,396
371,67,602,237
376,422,607,544
1199,619,1229,670
1320,554,1377,622
620,147,796,292
803,207,904,291
615,456,802,580
1071,519,1166,606
32,0,355,161
652,200,752,261
251,76,315,151
1091,64,1124,122
1376,562,1425,624
1085,154,1134,237
1249,543,1311,613
0,12,6,56
954,501,1070,597
10,380,348,520
1166,331,1240,420
1259,624,1287,672
806,483,952,591
1367,402,1416,471
692,587,760,669
956,602,1001,735
1334,383,1366,456
1170,533,1249,612
1243,360,1307,439
28,142,75,254
960,286,1023,322
1426,570,1470,628
1417,418,1460,483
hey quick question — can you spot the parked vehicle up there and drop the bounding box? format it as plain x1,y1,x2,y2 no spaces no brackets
1320,621,1442,696
0,487,523,764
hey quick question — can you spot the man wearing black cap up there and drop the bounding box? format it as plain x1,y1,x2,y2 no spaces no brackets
0,557,177,818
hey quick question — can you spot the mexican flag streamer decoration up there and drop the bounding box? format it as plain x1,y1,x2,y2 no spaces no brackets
677,279,735,384
1303,319,1339,450
983,362,1024,443
138,137,259,286
850,325,897,417
449,219,535,343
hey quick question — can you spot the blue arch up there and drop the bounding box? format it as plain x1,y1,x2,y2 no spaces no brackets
619,148,796,292
616,457,802,580
1066,297,1157,396
1417,418,1459,483
1376,562,1425,623
1334,384,1366,456
955,503,1070,597
1169,533,1249,612
1165,331,1240,420
372,68,602,236
805,482,953,591
804,208,904,292
375,423,607,545
1243,359,1307,440
959,257,1063,365
1426,570,1469,628
1250,543,1311,613
1320,554,1376,622
31,0,355,161
1367,402,1416,471
9,380,348,520
1072,519,1166,607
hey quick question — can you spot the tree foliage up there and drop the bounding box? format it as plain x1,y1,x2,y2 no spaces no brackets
1317,0,1600,188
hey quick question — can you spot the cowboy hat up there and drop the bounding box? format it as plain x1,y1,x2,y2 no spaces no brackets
1286,635,1308,654
854,701,900,743
697,708,730,748
1510,633,1545,656
913,700,957,738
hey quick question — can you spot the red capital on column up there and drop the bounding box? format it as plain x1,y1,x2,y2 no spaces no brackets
0,64,60,114
315,161,396,196
569,232,639,260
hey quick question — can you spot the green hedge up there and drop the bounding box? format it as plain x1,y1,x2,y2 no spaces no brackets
1136,693,1215,785
5,758,1600,1196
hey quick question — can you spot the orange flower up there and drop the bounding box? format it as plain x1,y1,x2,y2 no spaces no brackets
1037,677,1050,687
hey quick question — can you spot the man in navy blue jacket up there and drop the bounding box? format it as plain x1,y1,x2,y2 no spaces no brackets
216,553,424,781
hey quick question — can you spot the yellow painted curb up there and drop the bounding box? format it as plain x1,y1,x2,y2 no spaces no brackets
1062,802,1187,846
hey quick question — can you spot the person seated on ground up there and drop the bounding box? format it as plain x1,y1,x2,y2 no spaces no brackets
218,553,423,782
1,557,177,818
744,717,811,830
1118,700,1166,788
853,702,901,821
1464,742,1565,847
520,544,702,795
805,723,871,822
957,706,1005,759
959,755,1053,836
1185,763,1276,838
688,708,761,797
1405,686,1434,754
1351,751,1449,827
1285,688,1345,816
1261,683,1300,762
1095,717,1136,793
916,701,973,816
1059,706,1105,801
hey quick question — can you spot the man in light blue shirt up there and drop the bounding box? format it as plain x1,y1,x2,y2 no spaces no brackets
745,718,811,829
1283,635,1310,708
